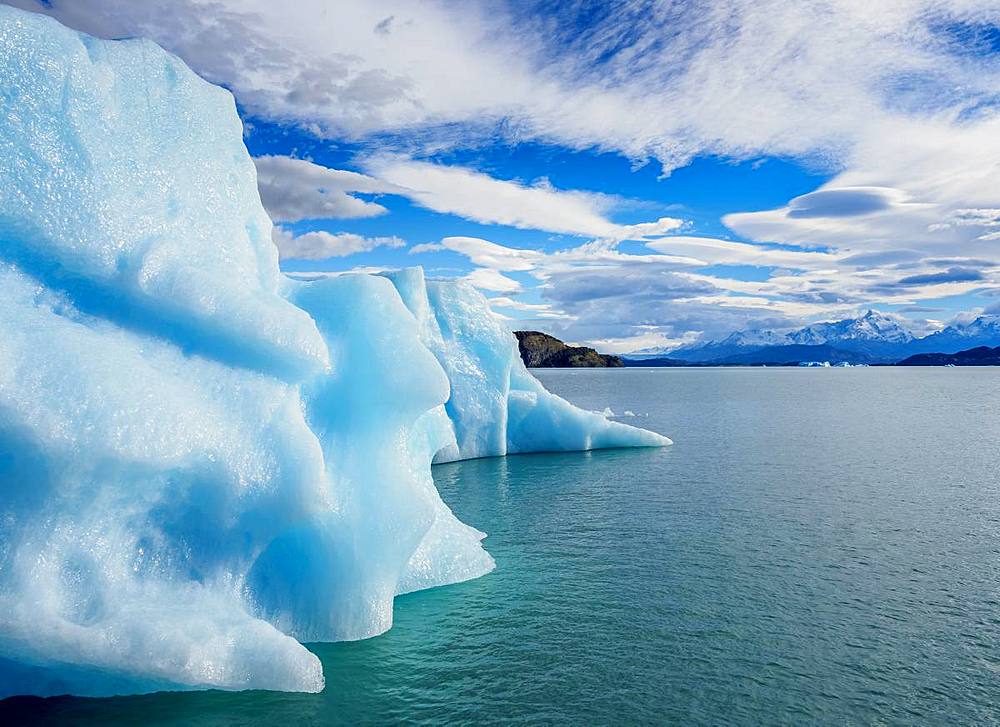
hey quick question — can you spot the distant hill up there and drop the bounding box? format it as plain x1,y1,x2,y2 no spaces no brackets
514,331,623,368
710,343,872,366
898,345,1000,366
622,344,871,367
621,356,692,367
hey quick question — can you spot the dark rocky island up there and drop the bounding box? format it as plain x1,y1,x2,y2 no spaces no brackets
514,331,624,368
897,345,1000,366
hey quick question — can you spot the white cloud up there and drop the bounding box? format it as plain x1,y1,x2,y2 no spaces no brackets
425,224,1000,348
436,237,544,271
15,0,1000,343
644,236,839,268
724,116,1000,259
368,158,630,237
614,217,687,241
417,231,837,344
272,227,405,260
486,296,553,313
283,266,394,279
587,330,701,355
408,242,444,254
362,157,684,239
254,155,401,221
464,268,523,293
951,209,1000,227
14,0,1000,173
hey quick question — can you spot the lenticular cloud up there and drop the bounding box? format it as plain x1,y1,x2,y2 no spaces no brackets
0,6,668,698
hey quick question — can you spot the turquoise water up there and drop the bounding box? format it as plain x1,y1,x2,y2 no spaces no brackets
4,367,1000,724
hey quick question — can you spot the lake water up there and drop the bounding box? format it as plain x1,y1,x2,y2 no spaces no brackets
4,367,1000,724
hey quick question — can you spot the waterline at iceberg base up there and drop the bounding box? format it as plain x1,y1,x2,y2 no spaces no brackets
0,7,669,699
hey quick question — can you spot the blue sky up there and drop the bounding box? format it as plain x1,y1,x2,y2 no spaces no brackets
10,0,1000,351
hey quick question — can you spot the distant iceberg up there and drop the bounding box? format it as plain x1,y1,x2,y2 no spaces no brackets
0,7,668,698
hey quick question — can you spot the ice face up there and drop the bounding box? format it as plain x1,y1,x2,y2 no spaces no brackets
250,274,495,641
0,6,668,698
384,268,672,460
0,9,328,382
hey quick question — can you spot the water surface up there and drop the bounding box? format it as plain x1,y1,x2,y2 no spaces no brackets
5,368,1000,724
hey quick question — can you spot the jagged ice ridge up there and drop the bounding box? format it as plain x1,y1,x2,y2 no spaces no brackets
0,7,669,698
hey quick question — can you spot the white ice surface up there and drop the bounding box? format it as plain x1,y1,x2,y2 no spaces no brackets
0,6,668,698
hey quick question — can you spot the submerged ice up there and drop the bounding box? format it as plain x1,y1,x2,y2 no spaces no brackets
0,7,670,698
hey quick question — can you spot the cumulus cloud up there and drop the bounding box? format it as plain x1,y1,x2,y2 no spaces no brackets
408,242,445,255
431,223,1000,348
586,330,702,355
254,155,402,222
424,231,849,345
272,227,405,260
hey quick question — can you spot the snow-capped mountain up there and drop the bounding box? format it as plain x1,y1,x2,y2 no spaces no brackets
657,310,921,363
640,310,1000,364
788,310,914,346
631,329,790,358
664,329,792,361
908,314,1000,355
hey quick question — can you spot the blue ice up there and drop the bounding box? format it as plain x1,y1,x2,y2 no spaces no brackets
0,6,669,698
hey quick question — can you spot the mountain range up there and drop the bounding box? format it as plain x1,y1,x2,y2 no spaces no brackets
631,311,1000,365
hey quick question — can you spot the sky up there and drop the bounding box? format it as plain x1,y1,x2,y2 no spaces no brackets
10,0,1000,352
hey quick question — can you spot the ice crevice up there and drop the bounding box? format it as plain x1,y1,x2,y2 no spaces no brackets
0,6,670,699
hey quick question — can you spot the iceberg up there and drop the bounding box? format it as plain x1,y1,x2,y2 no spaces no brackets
0,6,669,698
383,268,669,461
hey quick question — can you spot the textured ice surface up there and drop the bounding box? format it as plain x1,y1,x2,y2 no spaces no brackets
0,7,668,698
385,268,670,461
